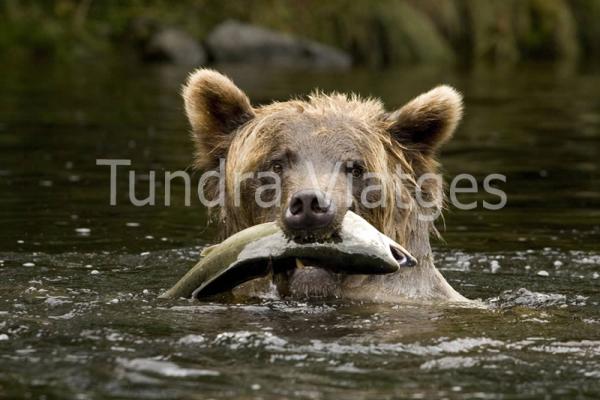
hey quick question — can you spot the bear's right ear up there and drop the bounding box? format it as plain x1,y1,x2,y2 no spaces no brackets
182,69,255,170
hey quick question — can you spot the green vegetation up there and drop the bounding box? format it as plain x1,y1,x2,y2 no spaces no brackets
2,0,600,66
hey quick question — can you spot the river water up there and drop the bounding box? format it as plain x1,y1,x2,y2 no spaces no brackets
0,61,599,399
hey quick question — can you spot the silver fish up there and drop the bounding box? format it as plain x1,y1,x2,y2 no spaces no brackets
159,211,416,299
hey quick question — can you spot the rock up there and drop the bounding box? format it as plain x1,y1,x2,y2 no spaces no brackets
205,20,351,70
144,28,206,66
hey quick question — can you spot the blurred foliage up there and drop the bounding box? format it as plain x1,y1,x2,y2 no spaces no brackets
1,0,600,66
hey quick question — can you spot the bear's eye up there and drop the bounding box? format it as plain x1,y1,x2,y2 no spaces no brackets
348,165,364,178
271,161,284,174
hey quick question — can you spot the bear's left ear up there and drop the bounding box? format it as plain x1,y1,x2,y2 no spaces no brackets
386,85,463,155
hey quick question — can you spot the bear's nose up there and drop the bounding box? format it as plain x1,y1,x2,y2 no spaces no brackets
284,189,336,232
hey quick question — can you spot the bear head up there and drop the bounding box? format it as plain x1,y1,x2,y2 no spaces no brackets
182,69,462,259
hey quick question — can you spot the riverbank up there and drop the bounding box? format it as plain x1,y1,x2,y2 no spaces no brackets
2,0,600,67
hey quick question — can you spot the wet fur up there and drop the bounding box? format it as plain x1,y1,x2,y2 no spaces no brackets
183,69,468,303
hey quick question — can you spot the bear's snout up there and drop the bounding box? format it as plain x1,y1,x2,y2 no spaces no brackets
283,189,337,239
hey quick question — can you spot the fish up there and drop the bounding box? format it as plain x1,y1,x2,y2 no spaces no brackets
159,211,416,299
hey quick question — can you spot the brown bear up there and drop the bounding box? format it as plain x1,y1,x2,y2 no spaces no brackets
182,69,467,302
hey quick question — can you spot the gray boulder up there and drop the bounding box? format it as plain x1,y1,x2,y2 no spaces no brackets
206,20,351,69
145,28,206,66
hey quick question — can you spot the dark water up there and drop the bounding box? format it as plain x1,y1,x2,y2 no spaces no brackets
0,60,599,399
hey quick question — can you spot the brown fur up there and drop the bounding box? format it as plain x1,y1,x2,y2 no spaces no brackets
182,68,468,302
182,70,254,171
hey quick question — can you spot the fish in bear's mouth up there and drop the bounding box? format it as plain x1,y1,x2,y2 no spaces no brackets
269,232,416,297
159,211,417,300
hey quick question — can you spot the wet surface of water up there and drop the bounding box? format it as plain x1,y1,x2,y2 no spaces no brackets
0,61,599,398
